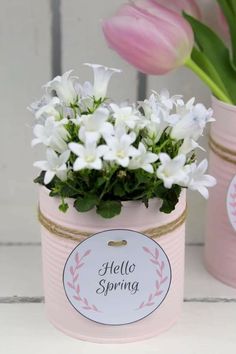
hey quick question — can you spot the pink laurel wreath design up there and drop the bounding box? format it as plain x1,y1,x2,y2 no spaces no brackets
67,249,100,312
229,182,236,226
137,247,168,310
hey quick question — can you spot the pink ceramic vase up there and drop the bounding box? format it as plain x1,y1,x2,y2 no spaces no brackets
39,186,186,343
205,97,236,288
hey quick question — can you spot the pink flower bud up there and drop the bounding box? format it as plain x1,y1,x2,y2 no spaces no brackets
103,2,194,75
150,0,201,19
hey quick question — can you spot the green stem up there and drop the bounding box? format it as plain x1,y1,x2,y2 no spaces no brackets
185,57,233,104
64,180,83,195
99,168,117,200
155,139,171,153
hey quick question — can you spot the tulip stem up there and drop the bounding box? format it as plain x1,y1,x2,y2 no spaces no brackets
185,58,233,104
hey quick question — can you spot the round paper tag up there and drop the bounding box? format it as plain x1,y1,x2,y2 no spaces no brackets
227,175,236,232
63,229,171,325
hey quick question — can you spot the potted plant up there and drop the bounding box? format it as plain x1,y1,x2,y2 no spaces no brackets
102,0,236,288
30,63,215,342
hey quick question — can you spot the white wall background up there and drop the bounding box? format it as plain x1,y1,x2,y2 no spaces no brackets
0,0,219,243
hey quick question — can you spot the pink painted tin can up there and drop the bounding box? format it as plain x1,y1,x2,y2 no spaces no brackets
39,186,186,343
205,97,236,288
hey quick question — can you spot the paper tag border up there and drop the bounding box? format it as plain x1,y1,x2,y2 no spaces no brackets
62,228,172,326
226,175,236,232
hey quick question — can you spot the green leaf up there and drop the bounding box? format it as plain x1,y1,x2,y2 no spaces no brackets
74,194,99,212
142,197,149,208
160,199,176,214
59,202,69,213
96,200,122,218
230,0,236,15
155,184,181,214
184,13,236,103
49,189,60,197
34,171,45,185
135,169,151,184
95,177,106,188
191,47,229,96
217,0,236,69
113,183,126,197
59,183,78,198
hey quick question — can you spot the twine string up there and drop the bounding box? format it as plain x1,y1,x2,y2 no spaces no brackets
38,207,187,242
209,135,236,165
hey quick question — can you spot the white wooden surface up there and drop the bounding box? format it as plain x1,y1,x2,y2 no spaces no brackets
1,244,236,352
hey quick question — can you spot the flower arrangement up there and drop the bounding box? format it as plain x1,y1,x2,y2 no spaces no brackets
103,0,236,105
30,64,216,218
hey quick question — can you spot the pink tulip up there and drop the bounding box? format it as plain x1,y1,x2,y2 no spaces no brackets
150,0,201,19
102,2,194,75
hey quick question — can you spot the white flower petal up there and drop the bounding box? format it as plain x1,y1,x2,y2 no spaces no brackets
31,138,41,147
59,150,70,165
46,149,59,168
44,170,55,185
33,161,50,170
56,170,67,181
69,143,84,157
197,186,209,199
84,63,121,100
142,164,154,173
118,157,129,167
73,158,86,171
90,159,102,170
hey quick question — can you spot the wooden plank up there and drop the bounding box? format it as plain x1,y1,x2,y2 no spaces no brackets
0,0,51,241
1,245,236,300
61,0,138,102
1,303,235,353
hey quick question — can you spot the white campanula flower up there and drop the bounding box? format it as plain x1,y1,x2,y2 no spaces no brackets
156,153,188,189
30,65,216,205
103,125,138,167
129,142,158,173
69,139,108,171
171,103,214,141
75,80,93,98
32,116,69,153
154,89,182,111
76,81,94,111
34,149,70,184
34,97,62,121
146,111,175,145
140,93,161,122
176,97,195,115
28,95,51,116
45,70,78,105
178,138,204,155
84,63,121,100
141,94,179,144
78,107,114,142
193,103,214,123
186,159,216,198
110,103,142,130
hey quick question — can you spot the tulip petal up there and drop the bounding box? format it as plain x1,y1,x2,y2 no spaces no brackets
103,13,192,75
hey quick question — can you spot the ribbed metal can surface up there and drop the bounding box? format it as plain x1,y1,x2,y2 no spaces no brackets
39,187,186,343
205,97,236,288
